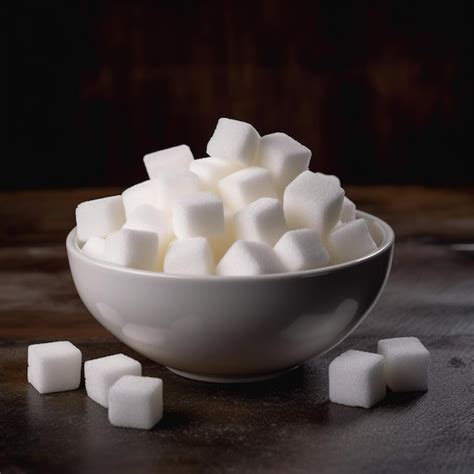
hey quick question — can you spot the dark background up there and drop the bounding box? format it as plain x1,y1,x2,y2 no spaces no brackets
5,0,473,190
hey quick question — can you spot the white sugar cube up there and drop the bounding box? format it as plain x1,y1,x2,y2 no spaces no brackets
327,219,377,263
143,144,193,179
340,197,356,222
329,350,386,408
208,210,235,261
105,228,159,271
377,337,430,392
153,170,201,212
257,132,311,190
122,180,155,218
283,171,344,235
206,117,260,166
81,237,106,260
123,204,173,263
108,375,163,430
76,195,126,242
28,341,82,394
164,237,215,276
218,167,277,213
190,157,242,193
274,229,329,272
84,354,142,408
234,198,287,246
367,219,385,247
216,240,284,276
172,192,224,239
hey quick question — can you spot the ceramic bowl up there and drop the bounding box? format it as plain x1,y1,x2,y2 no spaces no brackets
66,211,394,383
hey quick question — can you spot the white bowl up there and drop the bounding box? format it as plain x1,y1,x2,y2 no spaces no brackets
66,211,394,383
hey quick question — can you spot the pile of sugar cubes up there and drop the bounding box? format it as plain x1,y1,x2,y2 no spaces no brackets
329,337,430,408
27,341,162,430
76,118,385,276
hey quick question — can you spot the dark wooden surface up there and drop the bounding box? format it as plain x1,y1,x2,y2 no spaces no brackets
1,187,473,474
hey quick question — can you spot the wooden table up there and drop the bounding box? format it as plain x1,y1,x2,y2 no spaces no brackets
1,187,473,474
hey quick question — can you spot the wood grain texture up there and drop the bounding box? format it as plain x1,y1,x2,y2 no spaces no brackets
6,1,473,189
0,187,473,473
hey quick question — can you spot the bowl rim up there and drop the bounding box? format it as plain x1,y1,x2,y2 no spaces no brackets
67,210,394,282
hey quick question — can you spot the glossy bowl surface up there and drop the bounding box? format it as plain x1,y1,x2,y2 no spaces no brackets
66,211,394,382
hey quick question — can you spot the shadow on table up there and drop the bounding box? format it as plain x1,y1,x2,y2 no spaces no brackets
379,390,427,407
158,409,194,430
175,365,321,398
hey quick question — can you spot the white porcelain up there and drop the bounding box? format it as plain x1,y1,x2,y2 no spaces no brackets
66,211,394,383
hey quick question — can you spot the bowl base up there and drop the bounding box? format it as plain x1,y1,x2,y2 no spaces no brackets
167,366,299,383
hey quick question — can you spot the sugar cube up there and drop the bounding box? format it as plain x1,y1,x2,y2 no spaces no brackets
143,144,193,179
326,218,377,263
257,132,311,190
234,198,287,246
274,229,329,272
190,157,242,193
206,117,260,166
367,219,385,247
172,192,225,239
81,236,106,260
208,210,235,261
164,237,215,276
216,240,285,276
377,337,430,392
123,204,173,262
28,341,82,394
84,354,142,408
329,350,386,408
218,167,277,213
283,171,344,235
108,375,163,430
153,170,201,212
76,195,126,242
122,180,156,218
105,228,159,271
340,197,356,222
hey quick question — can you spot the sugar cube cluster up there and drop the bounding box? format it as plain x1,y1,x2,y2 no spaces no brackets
76,118,385,276
28,341,163,430
329,337,430,409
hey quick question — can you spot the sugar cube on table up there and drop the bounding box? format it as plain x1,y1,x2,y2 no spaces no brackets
216,240,285,276
122,180,156,218
257,132,311,190
190,157,242,193
153,170,201,212
105,228,159,271
84,354,142,408
326,218,377,264
123,204,173,262
329,350,386,409
143,144,193,179
76,195,126,242
218,167,277,213
172,192,225,239
81,237,106,260
27,341,82,394
283,171,344,236
206,117,260,166
108,375,163,430
164,237,215,276
340,197,356,223
234,198,287,246
377,337,430,392
274,229,329,272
